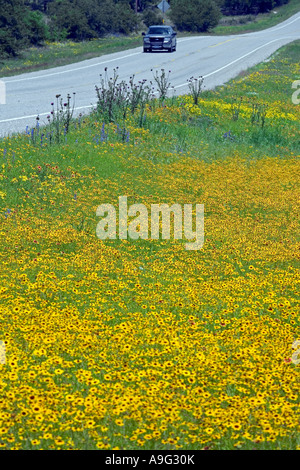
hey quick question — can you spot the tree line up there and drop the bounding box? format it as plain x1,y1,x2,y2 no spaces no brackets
0,0,291,58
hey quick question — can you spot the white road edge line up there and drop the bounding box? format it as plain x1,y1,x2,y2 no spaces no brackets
4,52,142,83
264,13,300,31
174,36,296,88
0,104,96,123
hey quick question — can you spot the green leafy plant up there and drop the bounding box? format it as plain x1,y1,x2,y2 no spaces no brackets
250,98,268,128
46,93,76,144
95,67,128,123
95,68,154,126
231,96,243,121
151,68,171,102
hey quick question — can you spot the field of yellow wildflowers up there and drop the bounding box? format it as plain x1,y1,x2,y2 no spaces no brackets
0,41,299,450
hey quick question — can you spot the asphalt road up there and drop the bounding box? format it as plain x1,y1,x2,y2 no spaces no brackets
0,13,299,137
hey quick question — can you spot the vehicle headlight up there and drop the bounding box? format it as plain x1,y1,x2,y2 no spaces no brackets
164,38,171,42
144,38,150,42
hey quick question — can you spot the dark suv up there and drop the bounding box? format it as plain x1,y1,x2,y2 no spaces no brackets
142,25,177,53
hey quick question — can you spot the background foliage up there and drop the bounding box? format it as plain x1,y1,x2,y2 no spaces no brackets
0,0,293,57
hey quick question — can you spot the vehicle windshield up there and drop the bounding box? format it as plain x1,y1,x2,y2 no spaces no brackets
147,27,171,35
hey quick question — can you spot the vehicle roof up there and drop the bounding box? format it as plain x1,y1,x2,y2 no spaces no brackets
148,25,173,28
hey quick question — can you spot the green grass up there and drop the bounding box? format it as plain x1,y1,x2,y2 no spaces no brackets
0,35,143,78
212,0,300,35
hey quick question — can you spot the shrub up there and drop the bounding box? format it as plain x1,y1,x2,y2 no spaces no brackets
0,0,49,58
142,8,163,27
114,3,139,35
48,0,95,40
48,0,139,40
23,10,49,45
220,0,290,16
169,0,222,32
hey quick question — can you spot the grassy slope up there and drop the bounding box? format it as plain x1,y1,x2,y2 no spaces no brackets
0,0,299,78
0,41,299,450
211,0,300,34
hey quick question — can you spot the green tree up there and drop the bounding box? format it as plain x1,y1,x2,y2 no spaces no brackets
48,0,95,40
114,3,139,34
48,0,138,40
220,0,290,15
23,10,49,45
25,0,54,12
142,7,163,27
170,0,221,32
116,0,157,12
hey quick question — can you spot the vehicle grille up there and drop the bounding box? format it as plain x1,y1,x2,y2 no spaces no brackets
150,38,164,46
